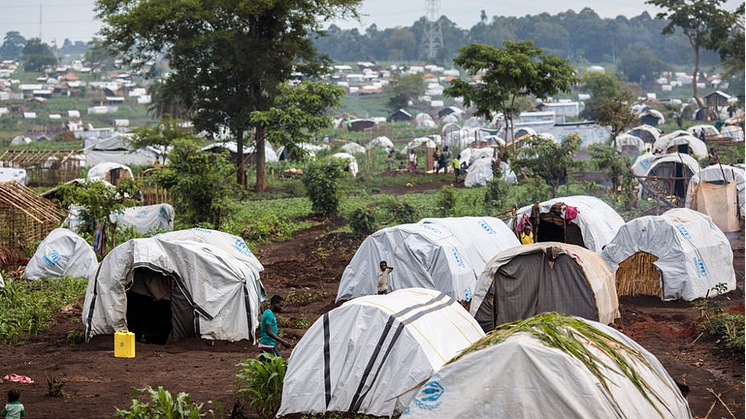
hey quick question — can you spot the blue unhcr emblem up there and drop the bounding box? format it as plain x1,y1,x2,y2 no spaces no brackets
451,248,465,268
478,219,496,234
692,257,707,278
232,238,253,257
42,249,60,267
674,224,690,238
159,206,169,220
135,210,149,219
192,227,212,233
422,224,441,234
414,377,445,411
464,286,473,302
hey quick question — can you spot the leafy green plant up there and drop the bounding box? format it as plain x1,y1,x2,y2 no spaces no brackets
302,158,345,216
484,177,508,209
114,386,219,418
383,197,420,224
235,355,287,419
693,284,745,357
47,375,66,398
435,186,457,216
349,207,377,238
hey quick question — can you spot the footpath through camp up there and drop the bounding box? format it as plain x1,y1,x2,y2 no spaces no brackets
0,217,742,418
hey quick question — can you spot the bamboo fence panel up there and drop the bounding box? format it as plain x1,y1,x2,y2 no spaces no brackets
616,252,663,298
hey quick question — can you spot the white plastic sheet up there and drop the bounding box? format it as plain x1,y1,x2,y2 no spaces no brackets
110,204,175,234
23,228,98,280
464,158,493,187
602,208,736,301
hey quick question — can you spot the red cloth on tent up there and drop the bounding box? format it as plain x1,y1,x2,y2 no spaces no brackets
564,205,579,222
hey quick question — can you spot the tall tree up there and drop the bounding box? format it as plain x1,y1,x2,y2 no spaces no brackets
0,31,26,59
512,134,581,197
445,41,577,149
580,72,622,119
22,38,57,72
647,0,735,106
386,73,425,112
619,44,668,83
96,0,359,191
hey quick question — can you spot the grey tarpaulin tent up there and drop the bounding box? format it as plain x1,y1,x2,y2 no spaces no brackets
83,236,262,343
23,228,98,280
470,242,619,331
110,204,175,234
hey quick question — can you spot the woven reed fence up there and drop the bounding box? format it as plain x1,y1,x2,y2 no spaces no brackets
616,252,663,298
0,181,66,252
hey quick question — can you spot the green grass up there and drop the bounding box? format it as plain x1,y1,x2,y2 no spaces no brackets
0,277,88,345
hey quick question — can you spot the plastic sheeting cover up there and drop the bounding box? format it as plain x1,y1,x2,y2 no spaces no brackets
24,228,98,280
110,204,175,234
337,217,521,302
86,162,133,180
686,164,745,220
332,152,359,177
402,317,691,419
279,288,485,417
464,158,494,187
602,208,735,301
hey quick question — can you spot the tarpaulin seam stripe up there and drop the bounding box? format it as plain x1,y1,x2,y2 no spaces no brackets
348,315,394,412
323,313,332,409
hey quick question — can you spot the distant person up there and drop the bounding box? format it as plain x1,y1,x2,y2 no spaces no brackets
258,295,291,360
699,130,706,142
708,148,719,165
452,154,460,180
2,389,25,419
385,153,393,172
438,146,451,174
433,147,442,172
377,261,394,295
408,150,418,172
398,161,406,171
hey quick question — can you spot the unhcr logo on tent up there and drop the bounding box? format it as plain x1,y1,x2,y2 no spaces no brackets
42,249,60,267
451,248,465,268
192,227,212,233
674,224,691,238
478,220,496,234
421,224,441,234
232,238,253,257
692,257,707,278
135,210,149,219
413,375,445,411
159,207,169,220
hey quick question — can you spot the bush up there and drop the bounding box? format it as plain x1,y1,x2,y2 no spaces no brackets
484,177,508,209
302,158,344,216
349,207,376,238
114,386,219,418
435,186,457,216
383,197,420,224
235,354,287,419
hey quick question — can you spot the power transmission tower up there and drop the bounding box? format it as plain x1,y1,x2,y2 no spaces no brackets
419,0,443,61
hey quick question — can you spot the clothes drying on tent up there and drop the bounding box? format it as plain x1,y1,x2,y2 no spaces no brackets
83,237,262,343
470,243,619,331
638,153,700,200
402,313,691,419
110,204,175,234
23,228,98,280
337,217,521,302
602,208,735,301
508,195,625,254
686,164,745,231
278,288,485,417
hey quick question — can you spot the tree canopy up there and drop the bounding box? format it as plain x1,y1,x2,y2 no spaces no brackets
0,31,26,59
22,38,57,72
512,134,581,197
386,73,425,111
96,0,359,191
445,41,577,146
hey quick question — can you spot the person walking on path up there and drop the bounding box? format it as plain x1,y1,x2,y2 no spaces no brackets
258,295,291,359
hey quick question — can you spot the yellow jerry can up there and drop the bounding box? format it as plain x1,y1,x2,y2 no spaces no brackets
114,330,136,358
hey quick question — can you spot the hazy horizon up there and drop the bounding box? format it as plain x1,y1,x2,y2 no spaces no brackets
0,0,741,46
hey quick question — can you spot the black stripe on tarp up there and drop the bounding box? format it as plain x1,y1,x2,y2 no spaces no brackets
351,295,456,411
323,313,332,409
393,292,448,320
242,284,253,341
348,315,395,411
84,262,105,342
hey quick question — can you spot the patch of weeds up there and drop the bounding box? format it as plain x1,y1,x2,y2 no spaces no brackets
66,329,84,345
693,284,745,358
285,291,331,307
47,375,66,398
294,318,311,329
114,386,221,418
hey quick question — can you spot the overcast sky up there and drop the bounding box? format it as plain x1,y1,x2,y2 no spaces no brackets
0,0,741,45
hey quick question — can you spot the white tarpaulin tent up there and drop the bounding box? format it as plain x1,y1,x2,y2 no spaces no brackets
626,125,660,143
337,217,520,302
278,288,485,417
155,228,264,273
653,134,707,158
509,196,625,254
367,136,394,150
83,236,262,343
471,243,619,330
603,208,735,301
110,204,175,234
86,162,133,181
464,158,494,187
23,228,98,280
686,165,745,228
332,152,359,177
84,134,162,166
631,152,656,176
0,168,29,185
687,124,719,138
459,147,494,165
403,315,691,419
639,153,701,199
614,133,645,153
341,142,366,154
720,125,744,142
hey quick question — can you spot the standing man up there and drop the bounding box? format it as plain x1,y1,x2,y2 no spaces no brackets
259,295,291,359
438,146,451,174
377,261,394,295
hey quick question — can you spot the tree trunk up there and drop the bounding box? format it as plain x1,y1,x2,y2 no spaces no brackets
236,129,245,186
254,127,267,192
693,46,703,108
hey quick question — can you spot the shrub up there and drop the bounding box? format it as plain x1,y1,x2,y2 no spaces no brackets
302,158,344,216
235,354,287,419
348,207,376,238
435,186,457,216
484,177,508,209
383,197,420,224
114,386,219,418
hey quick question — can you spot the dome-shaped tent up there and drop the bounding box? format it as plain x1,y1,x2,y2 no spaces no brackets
602,208,735,301
639,153,700,200
687,124,719,138
403,313,691,419
23,228,98,280
278,288,485,417
332,152,359,177
614,133,645,154
686,164,744,232
719,125,744,142
653,134,707,158
470,243,619,331
86,162,133,184
83,236,262,343
509,196,625,253
367,136,394,150
464,157,494,187
341,142,366,155
626,125,660,144
337,217,520,302
110,204,175,234
155,228,263,273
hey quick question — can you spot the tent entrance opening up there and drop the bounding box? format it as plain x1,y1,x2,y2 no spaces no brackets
126,268,195,344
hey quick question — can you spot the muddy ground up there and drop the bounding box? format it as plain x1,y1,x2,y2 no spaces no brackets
0,220,743,418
